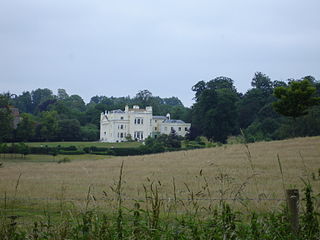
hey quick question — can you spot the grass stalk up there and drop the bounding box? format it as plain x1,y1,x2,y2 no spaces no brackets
277,154,286,195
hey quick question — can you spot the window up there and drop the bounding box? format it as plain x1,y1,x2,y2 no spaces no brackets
171,127,174,131
117,133,119,138
120,117,124,120
120,133,123,138
120,125,123,129
155,127,157,131
104,132,106,135
178,127,181,131
185,127,188,131
135,118,143,124
134,131,143,140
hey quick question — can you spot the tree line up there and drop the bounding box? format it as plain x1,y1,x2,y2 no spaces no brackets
0,89,190,142
190,73,320,143
1,72,319,143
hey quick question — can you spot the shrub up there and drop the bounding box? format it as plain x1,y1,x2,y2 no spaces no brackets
57,157,71,164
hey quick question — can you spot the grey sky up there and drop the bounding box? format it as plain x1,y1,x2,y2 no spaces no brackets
1,0,319,106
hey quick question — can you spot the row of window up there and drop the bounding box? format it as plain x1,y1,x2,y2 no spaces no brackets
118,132,125,138
162,127,189,131
104,131,144,140
134,131,144,139
134,118,143,124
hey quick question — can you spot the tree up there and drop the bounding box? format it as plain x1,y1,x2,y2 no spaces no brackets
206,76,237,93
251,72,273,95
31,88,55,110
39,111,59,141
57,119,81,141
163,97,183,106
13,91,33,113
135,90,153,107
16,113,36,141
191,77,239,143
237,88,275,129
57,89,69,100
64,95,86,112
0,95,13,142
80,124,99,141
192,81,206,101
273,78,320,119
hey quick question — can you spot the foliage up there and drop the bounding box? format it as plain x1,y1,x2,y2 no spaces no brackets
3,73,320,144
0,94,13,142
15,113,36,142
273,78,320,119
0,186,319,240
145,130,182,150
192,77,239,143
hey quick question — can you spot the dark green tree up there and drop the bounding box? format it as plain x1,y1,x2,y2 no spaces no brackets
80,124,99,141
57,119,81,141
15,113,36,141
0,95,13,142
273,78,320,119
57,88,69,100
251,72,273,95
31,88,55,113
39,111,59,141
191,77,239,143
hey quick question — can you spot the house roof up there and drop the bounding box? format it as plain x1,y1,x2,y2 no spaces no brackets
110,109,124,113
153,116,167,120
163,119,186,124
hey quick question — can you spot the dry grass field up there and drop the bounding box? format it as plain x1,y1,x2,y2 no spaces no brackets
1,136,320,212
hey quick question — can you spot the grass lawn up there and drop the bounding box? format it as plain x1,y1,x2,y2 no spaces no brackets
24,141,142,149
0,153,112,163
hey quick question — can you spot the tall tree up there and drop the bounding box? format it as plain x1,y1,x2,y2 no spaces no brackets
0,95,13,142
57,119,81,141
31,88,55,113
192,77,239,143
15,113,36,141
251,72,273,95
57,89,69,100
39,111,59,141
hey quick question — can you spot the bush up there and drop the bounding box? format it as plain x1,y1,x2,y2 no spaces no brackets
57,157,71,163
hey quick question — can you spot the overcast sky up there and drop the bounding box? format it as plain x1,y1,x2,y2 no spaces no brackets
1,0,319,106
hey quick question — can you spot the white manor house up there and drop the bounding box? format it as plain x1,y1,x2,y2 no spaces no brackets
100,105,191,142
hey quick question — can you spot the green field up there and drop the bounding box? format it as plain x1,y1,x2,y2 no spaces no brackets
0,153,111,163
24,141,142,149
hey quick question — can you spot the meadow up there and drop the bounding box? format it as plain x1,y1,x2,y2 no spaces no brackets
24,141,142,149
1,136,320,239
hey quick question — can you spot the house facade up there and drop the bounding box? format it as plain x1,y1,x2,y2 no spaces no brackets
100,105,191,142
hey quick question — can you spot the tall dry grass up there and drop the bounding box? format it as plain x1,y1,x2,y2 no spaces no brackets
0,136,319,211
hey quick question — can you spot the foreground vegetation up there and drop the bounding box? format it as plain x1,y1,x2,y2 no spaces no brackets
1,185,319,240
1,137,320,239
